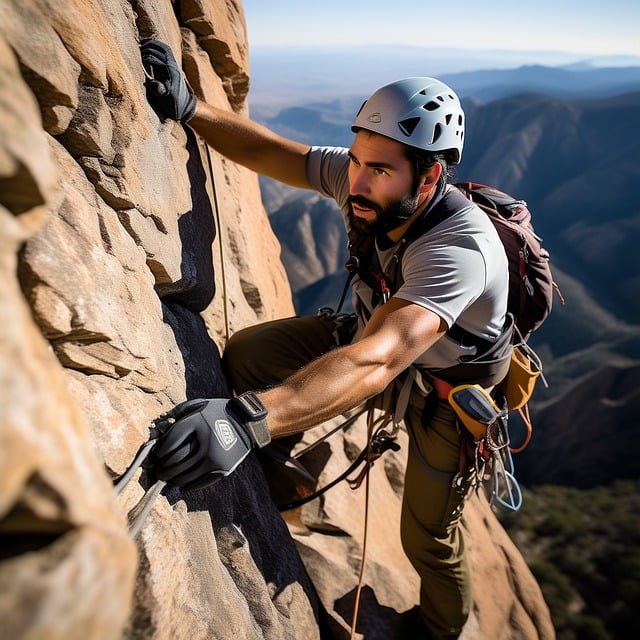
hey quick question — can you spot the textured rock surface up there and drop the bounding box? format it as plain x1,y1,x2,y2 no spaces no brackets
0,1,554,638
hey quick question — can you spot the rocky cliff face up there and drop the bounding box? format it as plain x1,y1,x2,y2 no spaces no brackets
0,1,555,638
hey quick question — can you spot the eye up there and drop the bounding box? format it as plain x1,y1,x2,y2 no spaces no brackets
373,167,389,176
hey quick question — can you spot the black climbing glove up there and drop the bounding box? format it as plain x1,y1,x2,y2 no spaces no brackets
140,39,196,122
148,393,271,492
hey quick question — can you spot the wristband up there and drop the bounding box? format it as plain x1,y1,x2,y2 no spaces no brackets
227,392,271,448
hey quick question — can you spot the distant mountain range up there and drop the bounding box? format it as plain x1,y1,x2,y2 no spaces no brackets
248,46,640,111
254,63,640,488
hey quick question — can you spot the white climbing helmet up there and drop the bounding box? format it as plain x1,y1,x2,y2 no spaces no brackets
352,77,465,164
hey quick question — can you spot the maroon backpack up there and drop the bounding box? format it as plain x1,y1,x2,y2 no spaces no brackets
453,182,563,339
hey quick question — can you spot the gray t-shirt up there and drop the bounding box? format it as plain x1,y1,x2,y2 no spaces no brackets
306,145,509,370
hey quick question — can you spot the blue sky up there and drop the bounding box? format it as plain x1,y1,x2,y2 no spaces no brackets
242,0,640,58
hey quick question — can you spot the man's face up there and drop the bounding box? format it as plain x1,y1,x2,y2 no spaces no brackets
347,131,419,235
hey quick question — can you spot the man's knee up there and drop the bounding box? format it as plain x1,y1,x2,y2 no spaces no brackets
400,502,449,570
222,315,340,393
223,324,288,392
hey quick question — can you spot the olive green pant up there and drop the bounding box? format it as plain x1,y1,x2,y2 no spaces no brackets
222,315,472,640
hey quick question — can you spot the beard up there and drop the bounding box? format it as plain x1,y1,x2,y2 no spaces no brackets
347,192,420,236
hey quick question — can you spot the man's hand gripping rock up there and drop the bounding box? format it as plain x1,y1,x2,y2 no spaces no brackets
140,39,196,122
146,393,271,492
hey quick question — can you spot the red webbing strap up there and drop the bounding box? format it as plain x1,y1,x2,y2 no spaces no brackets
432,376,454,401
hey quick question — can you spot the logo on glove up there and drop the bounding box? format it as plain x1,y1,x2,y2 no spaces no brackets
214,419,238,451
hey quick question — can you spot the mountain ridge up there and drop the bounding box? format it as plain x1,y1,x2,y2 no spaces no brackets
248,51,640,111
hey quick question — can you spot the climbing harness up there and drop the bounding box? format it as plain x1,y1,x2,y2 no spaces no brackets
448,383,523,511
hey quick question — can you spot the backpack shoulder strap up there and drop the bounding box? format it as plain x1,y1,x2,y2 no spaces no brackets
403,185,515,382
402,184,470,245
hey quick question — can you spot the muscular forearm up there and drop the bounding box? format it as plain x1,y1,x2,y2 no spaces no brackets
188,100,311,188
258,299,447,438
257,343,393,438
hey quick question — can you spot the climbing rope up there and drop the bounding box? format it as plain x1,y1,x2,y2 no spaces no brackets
349,408,375,640
201,139,231,343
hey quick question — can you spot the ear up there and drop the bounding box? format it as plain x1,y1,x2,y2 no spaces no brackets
419,162,442,194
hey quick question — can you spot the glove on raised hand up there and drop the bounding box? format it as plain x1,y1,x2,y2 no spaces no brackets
148,394,271,492
140,39,196,122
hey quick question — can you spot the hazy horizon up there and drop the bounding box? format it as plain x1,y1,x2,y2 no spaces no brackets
245,43,640,113
242,1,640,58
243,0,639,110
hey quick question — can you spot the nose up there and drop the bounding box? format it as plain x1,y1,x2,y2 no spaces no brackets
349,165,369,196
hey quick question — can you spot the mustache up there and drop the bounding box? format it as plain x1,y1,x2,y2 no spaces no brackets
347,195,380,212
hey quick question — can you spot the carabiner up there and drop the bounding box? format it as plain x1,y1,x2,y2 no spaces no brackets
113,427,166,537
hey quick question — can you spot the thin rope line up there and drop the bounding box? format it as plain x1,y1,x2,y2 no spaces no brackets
349,409,375,639
202,138,230,343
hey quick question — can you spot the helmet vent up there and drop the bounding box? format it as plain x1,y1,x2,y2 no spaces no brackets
422,101,441,112
431,123,442,144
398,117,421,136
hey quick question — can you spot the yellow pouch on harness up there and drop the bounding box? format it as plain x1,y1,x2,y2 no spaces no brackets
503,344,542,410
448,384,502,440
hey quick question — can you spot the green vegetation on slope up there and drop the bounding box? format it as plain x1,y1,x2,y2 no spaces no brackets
498,480,640,639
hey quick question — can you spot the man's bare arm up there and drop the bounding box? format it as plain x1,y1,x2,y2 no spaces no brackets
259,298,447,437
188,100,312,188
